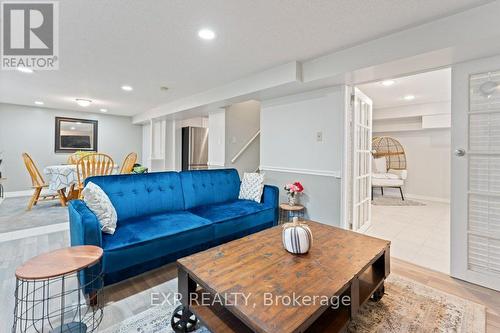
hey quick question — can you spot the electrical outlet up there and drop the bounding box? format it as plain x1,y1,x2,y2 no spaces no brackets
316,131,323,142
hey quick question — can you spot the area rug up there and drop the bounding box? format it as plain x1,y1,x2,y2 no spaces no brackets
102,275,485,333
372,196,426,206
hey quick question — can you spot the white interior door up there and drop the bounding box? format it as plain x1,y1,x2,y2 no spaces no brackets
352,88,373,232
451,68,500,291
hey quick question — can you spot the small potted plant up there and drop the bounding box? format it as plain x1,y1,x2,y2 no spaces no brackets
284,181,304,206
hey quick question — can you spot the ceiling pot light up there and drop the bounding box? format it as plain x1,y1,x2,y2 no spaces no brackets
100,108,108,113
198,28,216,40
34,101,44,105
403,95,415,101
17,67,33,73
381,80,395,86
70,126,76,130
75,99,92,107
121,85,133,91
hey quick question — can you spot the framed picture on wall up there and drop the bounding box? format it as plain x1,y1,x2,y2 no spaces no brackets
55,117,98,153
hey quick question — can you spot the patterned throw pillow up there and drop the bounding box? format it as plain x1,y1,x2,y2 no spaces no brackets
82,181,118,234
238,172,264,203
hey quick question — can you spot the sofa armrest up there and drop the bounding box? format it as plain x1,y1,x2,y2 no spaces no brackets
262,185,279,225
388,169,408,180
68,200,102,248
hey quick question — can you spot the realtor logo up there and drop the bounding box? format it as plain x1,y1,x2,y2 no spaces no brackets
1,1,59,70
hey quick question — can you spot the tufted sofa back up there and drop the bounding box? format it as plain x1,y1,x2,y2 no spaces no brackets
85,171,185,221
180,169,241,209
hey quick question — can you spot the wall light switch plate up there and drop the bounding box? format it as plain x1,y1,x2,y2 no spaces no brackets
316,131,323,142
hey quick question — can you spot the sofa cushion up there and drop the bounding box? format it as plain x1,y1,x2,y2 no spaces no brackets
85,172,185,221
189,200,275,242
102,211,212,272
180,169,241,209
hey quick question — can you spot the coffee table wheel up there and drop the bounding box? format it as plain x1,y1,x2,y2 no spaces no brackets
171,305,198,332
371,283,385,302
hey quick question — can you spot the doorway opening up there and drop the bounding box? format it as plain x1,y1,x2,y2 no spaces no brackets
354,68,451,274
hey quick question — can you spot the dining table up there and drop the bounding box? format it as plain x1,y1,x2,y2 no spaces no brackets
43,164,119,206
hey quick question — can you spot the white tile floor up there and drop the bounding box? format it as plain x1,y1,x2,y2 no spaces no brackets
363,198,450,274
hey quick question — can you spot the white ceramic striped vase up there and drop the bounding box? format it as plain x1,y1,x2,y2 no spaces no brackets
282,217,313,254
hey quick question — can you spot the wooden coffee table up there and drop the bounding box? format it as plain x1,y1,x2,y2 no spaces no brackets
172,221,390,333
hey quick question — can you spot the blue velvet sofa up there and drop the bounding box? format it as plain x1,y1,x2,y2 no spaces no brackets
68,169,279,285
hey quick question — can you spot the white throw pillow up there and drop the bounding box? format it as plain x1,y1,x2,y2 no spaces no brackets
372,156,387,174
82,181,118,234
238,172,264,203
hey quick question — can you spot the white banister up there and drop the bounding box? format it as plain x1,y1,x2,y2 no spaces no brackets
231,130,260,164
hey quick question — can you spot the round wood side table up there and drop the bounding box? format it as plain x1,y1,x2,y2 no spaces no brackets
13,246,104,333
279,203,305,224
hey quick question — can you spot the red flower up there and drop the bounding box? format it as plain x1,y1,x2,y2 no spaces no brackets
293,181,304,193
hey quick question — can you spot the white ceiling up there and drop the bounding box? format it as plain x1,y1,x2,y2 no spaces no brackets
357,68,451,109
0,0,489,116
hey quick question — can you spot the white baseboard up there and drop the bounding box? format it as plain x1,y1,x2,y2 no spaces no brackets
5,190,33,198
406,193,450,204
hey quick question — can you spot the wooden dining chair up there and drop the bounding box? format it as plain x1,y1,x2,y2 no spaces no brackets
67,153,80,164
22,153,58,210
119,152,138,174
76,153,115,196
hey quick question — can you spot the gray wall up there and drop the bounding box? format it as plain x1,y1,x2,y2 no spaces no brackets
0,103,142,192
260,87,346,226
225,100,260,175
265,170,342,226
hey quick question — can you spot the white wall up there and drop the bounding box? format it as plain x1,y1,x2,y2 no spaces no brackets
208,110,225,168
141,123,151,169
0,103,142,192
372,101,451,202
373,129,451,202
225,100,260,175
260,87,346,225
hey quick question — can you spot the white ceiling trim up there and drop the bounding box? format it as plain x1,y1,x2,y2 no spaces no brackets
133,1,500,124
133,61,301,124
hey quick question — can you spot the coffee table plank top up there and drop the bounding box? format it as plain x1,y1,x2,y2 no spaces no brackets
16,245,103,280
178,221,390,333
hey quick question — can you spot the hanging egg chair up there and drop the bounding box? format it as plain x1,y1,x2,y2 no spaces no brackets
372,136,406,170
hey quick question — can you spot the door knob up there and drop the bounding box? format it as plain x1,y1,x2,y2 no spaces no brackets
454,148,466,157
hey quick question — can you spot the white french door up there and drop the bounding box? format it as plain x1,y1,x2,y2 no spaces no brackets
351,88,373,232
451,67,500,291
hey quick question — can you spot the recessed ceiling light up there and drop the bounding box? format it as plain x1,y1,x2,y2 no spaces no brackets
70,126,76,130
198,28,216,40
17,67,33,74
381,80,395,86
34,101,44,105
121,85,133,91
100,108,108,113
403,95,416,101
75,99,92,107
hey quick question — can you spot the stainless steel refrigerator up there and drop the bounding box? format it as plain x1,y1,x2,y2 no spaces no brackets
181,126,209,170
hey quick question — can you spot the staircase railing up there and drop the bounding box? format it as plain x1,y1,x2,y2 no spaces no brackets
231,130,260,164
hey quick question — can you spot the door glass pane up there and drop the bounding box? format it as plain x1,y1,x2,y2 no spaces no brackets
467,71,500,277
